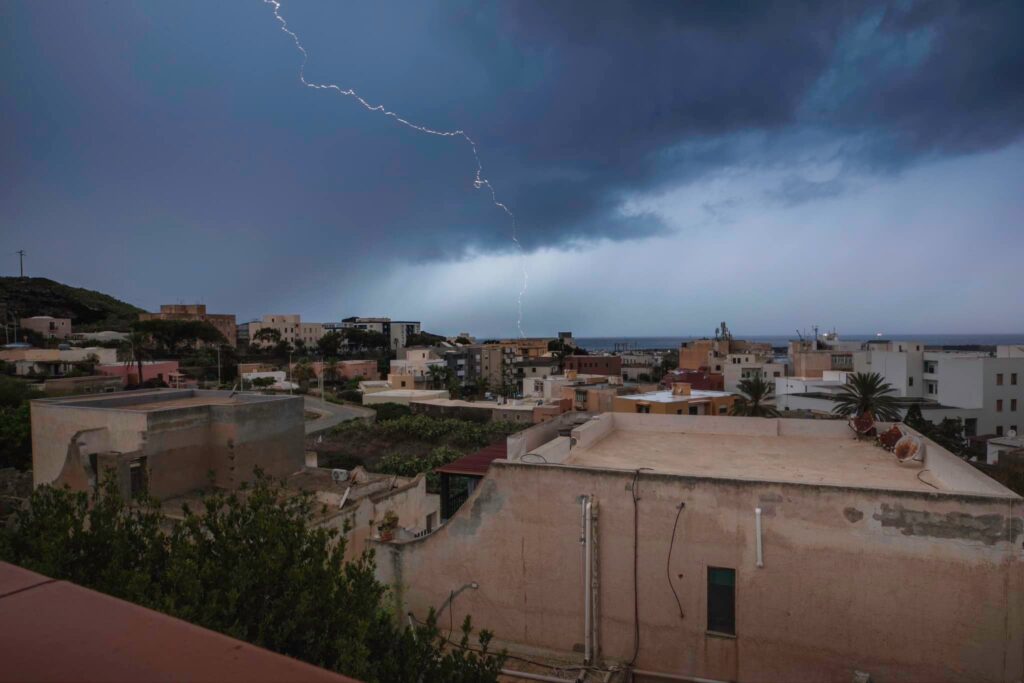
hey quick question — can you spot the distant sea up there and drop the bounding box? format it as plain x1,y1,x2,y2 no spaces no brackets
576,334,1024,352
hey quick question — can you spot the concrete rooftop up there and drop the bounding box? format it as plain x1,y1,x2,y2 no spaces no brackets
560,414,1016,498
617,389,733,403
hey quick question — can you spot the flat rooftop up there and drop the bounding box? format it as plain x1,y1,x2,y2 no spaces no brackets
415,398,535,411
618,389,732,403
560,414,1015,497
33,389,293,412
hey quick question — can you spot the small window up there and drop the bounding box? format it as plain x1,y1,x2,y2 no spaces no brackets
689,406,700,415
636,404,650,414
997,374,1004,386
1012,399,1018,412
707,567,736,635
996,426,1004,437
129,457,148,499
908,377,914,387
997,399,1004,412
1013,373,1019,386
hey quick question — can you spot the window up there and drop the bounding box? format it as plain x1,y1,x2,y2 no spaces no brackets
689,406,700,415
1013,399,1019,412
1013,373,1019,386
636,404,650,414
997,374,1004,386
908,377,914,387
997,399,1004,412
676,409,683,415
129,457,148,499
773,371,780,377
719,406,728,415
996,426,1004,437
965,418,977,437
707,567,735,635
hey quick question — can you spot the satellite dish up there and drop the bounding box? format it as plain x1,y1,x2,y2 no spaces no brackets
331,468,349,483
894,433,926,463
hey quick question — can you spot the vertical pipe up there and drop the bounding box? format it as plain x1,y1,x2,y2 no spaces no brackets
584,497,593,664
755,507,764,568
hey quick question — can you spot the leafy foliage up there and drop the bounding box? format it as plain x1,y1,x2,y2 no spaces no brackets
830,372,902,422
0,276,144,331
0,475,504,681
372,402,413,421
0,376,42,470
332,415,521,450
133,319,227,356
730,375,779,417
378,446,462,491
904,404,967,456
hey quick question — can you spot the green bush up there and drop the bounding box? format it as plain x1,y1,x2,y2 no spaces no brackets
372,402,412,421
0,474,504,681
338,389,363,403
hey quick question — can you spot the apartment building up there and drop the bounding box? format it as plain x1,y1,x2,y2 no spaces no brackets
389,347,446,382
679,337,773,373
20,316,71,340
444,344,508,388
565,354,622,377
722,351,787,393
341,317,421,350
139,305,237,348
248,314,324,349
613,383,736,416
373,413,1022,682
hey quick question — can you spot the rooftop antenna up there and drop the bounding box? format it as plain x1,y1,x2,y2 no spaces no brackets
16,250,25,278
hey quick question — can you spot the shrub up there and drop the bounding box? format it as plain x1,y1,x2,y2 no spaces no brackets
372,402,412,421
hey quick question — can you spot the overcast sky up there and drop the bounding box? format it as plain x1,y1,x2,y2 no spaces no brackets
2,1,1022,337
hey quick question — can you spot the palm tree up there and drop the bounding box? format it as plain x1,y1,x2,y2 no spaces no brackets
427,365,449,390
730,375,779,417
121,330,151,386
830,372,901,422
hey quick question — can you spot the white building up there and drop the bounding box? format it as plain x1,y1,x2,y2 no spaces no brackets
341,317,421,351
248,315,324,349
389,347,446,381
722,351,787,393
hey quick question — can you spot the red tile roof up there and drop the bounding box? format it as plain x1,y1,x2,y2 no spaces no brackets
0,562,358,683
435,441,507,477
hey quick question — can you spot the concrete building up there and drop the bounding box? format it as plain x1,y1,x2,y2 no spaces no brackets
139,305,237,348
41,374,124,397
513,357,560,383
0,347,118,377
613,383,736,416
341,317,421,350
289,359,379,381
389,347,446,383
361,389,449,406
69,330,128,344
679,337,773,374
660,367,725,391
788,337,859,378
722,352,786,393
986,434,1024,465
30,389,304,500
248,315,324,349
410,397,536,425
373,413,1023,682
618,350,661,382
97,360,181,387
565,354,622,377
20,316,71,340
559,375,658,413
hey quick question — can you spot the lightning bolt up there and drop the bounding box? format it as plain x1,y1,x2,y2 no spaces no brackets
265,0,528,337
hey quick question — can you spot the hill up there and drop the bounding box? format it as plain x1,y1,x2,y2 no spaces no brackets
0,277,145,331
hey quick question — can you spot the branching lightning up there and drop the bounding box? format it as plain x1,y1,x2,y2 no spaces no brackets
265,0,528,337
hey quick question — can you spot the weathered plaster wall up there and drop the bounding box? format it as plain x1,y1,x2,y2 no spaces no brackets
377,463,1024,683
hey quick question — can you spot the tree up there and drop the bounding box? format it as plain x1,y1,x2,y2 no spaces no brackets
830,372,901,422
318,332,344,358
0,376,42,469
0,474,505,682
253,327,282,349
730,375,779,417
904,404,967,456
323,359,340,384
121,330,152,386
292,360,316,390
133,319,226,356
427,365,450,390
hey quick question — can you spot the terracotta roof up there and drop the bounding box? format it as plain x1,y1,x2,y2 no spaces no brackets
0,562,358,683
435,441,508,477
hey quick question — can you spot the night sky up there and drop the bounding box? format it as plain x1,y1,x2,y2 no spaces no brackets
2,1,1022,336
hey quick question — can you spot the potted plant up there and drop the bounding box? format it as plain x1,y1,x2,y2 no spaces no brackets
378,510,399,542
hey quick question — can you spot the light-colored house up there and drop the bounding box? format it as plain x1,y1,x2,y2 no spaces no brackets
248,314,324,349
373,413,1023,682
613,383,736,416
0,347,117,377
20,316,71,340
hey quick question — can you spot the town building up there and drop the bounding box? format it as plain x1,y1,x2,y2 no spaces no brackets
986,434,1024,465
139,305,237,348
341,317,421,351
660,367,725,391
97,360,181,387
679,336,773,374
0,347,118,377
30,389,305,500
618,350,662,382
373,413,1022,682
360,389,449,406
40,374,124,397
248,315,324,349
613,383,736,415
565,354,622,377
19,316,71,340
410,397,536,425
513,357,560,383
289,359,379,381
69,330,128,344
389,347,446,383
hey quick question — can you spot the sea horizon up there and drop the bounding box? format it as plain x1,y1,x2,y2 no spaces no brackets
572,333,1024,352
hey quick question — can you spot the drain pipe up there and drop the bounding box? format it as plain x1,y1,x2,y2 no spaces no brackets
584,496,594,665
755,507,764,568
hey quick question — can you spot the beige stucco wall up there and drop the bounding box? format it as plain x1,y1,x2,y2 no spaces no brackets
376,461,1023,682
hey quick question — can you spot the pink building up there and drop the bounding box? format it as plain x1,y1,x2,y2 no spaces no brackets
290,359,379,381
98,361,180,386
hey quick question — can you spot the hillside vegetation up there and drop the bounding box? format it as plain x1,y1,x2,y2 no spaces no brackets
0,277,144,331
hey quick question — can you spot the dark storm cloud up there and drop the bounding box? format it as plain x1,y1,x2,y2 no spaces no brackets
417,0,1024,249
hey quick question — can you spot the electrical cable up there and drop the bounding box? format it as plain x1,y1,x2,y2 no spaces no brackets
916,469,939,490
520,452,549,464
666,502,686,620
